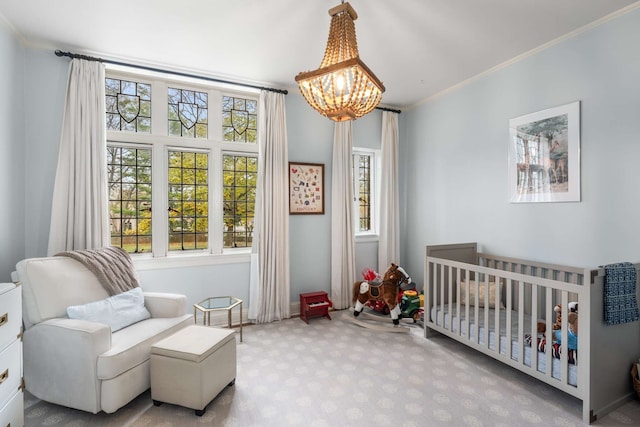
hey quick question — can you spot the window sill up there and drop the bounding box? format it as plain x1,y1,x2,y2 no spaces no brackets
132,250,251,271
355,234,379,243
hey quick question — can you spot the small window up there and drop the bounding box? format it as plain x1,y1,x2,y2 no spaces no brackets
108,146,152,253
105,78,151,132
222,96,257,143
353,150,377,234
168,87,208,138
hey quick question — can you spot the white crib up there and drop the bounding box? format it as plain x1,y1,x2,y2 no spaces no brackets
424,242,640,424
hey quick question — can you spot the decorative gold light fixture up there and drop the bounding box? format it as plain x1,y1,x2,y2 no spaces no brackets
295,2,385,122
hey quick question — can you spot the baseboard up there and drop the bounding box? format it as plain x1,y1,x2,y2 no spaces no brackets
593,392,636,422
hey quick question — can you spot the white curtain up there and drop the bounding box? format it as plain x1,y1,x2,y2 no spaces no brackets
331,121,356,309
48,59,109,256
378,111,400,269
248,91,290,323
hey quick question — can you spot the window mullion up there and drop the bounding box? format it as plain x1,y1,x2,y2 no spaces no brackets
151,143,168,256
152,80,168,136
210,147,223,254
352,153,360,231
208,90,223,254
373,150,381,235
209,90,222,142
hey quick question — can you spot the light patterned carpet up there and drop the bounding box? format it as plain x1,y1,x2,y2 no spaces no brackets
24,309,640,426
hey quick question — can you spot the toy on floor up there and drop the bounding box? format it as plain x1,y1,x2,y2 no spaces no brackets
362,267,417,316
399,289,423,322
360,267,390,314
352,263,411,326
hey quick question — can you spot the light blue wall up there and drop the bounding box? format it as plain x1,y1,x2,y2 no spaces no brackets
23,49,67,259
287,93,386,294
0,19,25,280
402,8,640,284
286,93,334,295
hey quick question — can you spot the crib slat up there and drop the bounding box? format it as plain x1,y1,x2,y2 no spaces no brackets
560,291,569,384
434,262,441,331
455,267,461,336
506,278,513,360
465,270,470,340
483,275,489,348
494,274,501,355
518,280,525,366
474,277,480,344
531,284,539,372
544,288,553,380
448,265,452,334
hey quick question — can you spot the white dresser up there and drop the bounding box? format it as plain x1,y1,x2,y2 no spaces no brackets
0,283,23,427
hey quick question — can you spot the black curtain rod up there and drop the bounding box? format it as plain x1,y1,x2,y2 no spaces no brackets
55,50,403,113
55,50,288,95
376,106,401,114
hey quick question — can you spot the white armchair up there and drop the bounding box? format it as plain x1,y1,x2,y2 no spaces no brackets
14,256,193,414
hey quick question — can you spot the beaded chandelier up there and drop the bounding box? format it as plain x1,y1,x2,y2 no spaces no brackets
295,2,385,122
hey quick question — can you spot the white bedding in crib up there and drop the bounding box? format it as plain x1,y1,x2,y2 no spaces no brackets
430,304,577,386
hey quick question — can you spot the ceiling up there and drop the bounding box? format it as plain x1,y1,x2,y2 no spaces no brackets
1,0,639,109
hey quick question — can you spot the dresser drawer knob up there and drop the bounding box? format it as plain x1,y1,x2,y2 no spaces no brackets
0,313,7,327
0,369,7,384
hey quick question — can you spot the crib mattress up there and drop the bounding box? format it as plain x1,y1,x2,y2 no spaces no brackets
430,305,577,386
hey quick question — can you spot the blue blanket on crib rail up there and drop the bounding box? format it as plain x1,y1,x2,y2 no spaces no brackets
602,262,639,325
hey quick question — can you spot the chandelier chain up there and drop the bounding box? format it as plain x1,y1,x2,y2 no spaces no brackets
321,8,359,67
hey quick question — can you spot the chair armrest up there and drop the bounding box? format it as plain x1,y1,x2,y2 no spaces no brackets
143,292,188,318
23,318,112,413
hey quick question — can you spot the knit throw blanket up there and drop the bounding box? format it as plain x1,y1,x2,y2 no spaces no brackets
602,262,639,326
56,246,139,296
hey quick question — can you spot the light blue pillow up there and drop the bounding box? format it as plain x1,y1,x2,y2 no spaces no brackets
66,287,151,332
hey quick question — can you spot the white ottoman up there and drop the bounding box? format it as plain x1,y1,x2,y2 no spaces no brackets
151,325,236,416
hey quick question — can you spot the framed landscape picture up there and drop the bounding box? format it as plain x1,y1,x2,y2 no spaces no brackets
289,162,324,214
508,101,581,203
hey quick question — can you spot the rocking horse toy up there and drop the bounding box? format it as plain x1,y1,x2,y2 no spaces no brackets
350,263,413,332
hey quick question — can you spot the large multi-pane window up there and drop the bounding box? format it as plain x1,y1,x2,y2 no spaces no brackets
353,150,377,234
106,71,258,257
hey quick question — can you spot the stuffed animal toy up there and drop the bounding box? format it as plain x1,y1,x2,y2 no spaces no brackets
537,301,578,335
553,304,563,330
567,302,578,335
554,302,578,350
361,268,379,282
553,303,578,331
